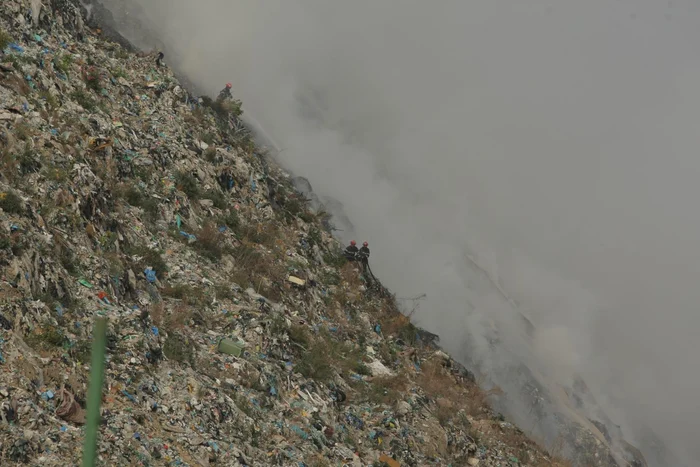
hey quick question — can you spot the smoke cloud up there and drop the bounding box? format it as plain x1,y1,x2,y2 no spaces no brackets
100,0,700,464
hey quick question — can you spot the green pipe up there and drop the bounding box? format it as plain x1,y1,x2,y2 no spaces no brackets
82,317,108,467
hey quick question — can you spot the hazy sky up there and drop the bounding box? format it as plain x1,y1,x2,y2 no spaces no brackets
103,0,700,464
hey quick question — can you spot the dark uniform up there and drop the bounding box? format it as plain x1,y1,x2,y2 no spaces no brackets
217,85,232,103
358,246,370,260
344,244,359,261
358,244,370,273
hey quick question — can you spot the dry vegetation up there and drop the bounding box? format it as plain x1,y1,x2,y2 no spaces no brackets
293,328,369,384
308,269,574,465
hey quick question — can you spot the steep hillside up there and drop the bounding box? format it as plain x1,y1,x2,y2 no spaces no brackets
0,2,603,466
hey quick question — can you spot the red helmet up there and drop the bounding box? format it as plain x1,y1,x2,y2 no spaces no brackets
226,83,232,88
363,242,368,247
350,240,356,246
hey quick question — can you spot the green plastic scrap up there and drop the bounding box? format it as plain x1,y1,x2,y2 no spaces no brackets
82,318,107,467
79,279,94,289
218,338,245,357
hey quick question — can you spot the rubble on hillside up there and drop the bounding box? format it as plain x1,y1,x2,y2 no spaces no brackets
0,1,615,466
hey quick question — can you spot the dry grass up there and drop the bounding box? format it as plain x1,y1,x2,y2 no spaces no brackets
43,165,70,183
0,148,18,183
465,378,504,417
226,242,287,301
381,309,416,341
227,268,253,290
163,331,196,364
0,29,11,51
531,447,573,467
295,330,367,384
295,342,335,383
163,303,195,331
13,121,35,141
545,436,573,466
104,251,124,275
258,279,284,302
226,244,266,288
126,244,168,277
161,285,206,307
193,222,227,260
1,75,31,96
416,359,503,424
359,372,411,405
175,170,200,199
194,356,227,382
362,299,421,347
339,262,363,288
53,188,75,207
323,249,346,268
0,190,24,214
115,182,159,221
149,302,165,327
184,106,209,127
240,221,279,248
459,395,573,467
417,360,467,402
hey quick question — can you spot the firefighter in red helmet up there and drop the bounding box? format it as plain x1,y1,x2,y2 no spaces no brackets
359,242,370,260
343,240,359,261
358,241,370,272
217,82,233,103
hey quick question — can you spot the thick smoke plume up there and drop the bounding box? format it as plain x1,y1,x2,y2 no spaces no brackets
99,1,700,465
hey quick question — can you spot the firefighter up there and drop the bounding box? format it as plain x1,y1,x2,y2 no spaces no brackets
358,242,370,261
358,241,370,273
343,240,359,261
217,83,233,103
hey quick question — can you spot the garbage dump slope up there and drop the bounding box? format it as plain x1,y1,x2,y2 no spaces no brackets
69,3,700,465
0,1,597,466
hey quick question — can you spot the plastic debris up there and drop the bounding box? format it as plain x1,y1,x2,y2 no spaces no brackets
179,230,196,241
144,267,157,283
121,390,137,403
97,291,110,303
217,338,245,356
287,275,306,287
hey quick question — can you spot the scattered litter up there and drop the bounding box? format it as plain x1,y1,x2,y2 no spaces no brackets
367,359,393,376
179,230,196,241
379,454,401,467
121,390,137,403
217,338,245,357
287,275,306,287
144,267,157,283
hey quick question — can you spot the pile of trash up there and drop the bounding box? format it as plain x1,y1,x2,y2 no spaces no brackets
0,2,592,466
